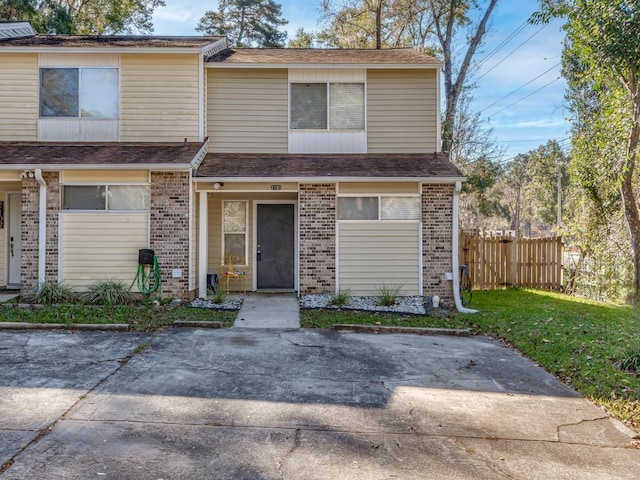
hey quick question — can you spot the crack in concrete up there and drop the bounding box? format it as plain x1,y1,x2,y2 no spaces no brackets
555,415,612,442
449,437,517,479
0,340,149,475
277,428,301,480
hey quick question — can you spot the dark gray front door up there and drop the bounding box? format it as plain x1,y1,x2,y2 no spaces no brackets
257,204,295,290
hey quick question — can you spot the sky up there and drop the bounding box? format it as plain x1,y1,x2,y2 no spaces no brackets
151,0,568,161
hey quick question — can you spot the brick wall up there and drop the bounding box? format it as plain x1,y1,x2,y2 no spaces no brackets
44,172,59,283
299,184,336,294
422,184,454,301
20,172,60,293
21,177,39,294
150,172,191,298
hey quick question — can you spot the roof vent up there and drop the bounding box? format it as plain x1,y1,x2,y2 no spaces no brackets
0,21,37,40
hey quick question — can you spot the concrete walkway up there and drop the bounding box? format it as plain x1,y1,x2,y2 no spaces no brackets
233,292,300,329
0,293,19,303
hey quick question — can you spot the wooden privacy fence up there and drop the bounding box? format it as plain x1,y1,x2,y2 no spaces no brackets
460,232,563,290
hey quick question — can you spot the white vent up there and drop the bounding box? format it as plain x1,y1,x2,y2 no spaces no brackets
0,22,36,40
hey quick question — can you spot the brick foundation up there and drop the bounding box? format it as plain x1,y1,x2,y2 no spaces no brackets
299,184,336,294
422,184,454,301
150,172,191,299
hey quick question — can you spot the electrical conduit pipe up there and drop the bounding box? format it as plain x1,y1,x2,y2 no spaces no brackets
452,181,478,314
34,169,46,286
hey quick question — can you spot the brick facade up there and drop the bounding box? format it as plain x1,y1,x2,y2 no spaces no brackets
299,184,336,294
20,172,60,294
422,184,454,301
150,171,191,299
21,177,39,294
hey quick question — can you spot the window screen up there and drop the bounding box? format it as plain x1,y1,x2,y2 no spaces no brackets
290,83,327,129
40,68,79,117
330,83,365,130
337,197,379,220
381,197,421,220
63,186,106,210
108,185,150,210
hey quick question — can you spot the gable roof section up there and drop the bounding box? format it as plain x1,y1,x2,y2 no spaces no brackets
0,35,226,56
208,47,441,68
196,153,462,182
0,142,207,170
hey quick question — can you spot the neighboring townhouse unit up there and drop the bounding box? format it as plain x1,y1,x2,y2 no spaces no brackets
0,24,465,304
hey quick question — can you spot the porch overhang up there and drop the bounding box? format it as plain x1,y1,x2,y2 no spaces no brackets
0,142,207,171
194,152,465,183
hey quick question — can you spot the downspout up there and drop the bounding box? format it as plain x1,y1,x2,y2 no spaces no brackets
34,169,46,286
452,181,478,313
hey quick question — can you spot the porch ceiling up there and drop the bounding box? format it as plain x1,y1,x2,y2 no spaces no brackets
196,153,463,180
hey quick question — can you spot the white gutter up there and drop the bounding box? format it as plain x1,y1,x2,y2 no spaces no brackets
452,181,477,314
34,169,46,286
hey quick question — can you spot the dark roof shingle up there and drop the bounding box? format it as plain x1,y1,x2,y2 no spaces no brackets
208,47,441,65
0,35,223,48
0,142,205,167
196,153,461,180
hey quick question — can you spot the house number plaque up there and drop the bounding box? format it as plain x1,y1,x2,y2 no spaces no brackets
270,184,282,191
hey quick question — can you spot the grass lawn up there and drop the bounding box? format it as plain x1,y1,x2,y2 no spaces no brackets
301,289,640,432
0,304,237,330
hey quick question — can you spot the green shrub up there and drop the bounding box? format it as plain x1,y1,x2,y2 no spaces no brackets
211,288,226,305
29,282,77,305
329,289,352,307
615,347,640,375
86,280,131,305
376,285,401,307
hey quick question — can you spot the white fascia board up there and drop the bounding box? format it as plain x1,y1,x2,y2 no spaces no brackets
194,176,465,184
205,63,443,69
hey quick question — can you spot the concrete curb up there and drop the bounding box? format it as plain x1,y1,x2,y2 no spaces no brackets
332,324,470,336
172,320,224,329
0,322,130,331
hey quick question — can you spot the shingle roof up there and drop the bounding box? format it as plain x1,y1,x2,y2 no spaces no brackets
208,47,441,66
196,153,462,180
0,35,224,49
0,142,206,167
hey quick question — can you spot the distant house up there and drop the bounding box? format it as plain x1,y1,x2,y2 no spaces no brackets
0,24,465,303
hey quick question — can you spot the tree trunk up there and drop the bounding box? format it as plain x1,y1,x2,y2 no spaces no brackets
621,86,640,305
375,0,382,49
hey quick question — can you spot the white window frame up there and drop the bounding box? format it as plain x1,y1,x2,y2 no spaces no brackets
289,82,366,132
39,66,120,119
336,194,421,223
61,183,150,212
222,200,249,266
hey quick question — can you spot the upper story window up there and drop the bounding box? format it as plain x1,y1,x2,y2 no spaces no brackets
290,82,364,131
40,67,119,119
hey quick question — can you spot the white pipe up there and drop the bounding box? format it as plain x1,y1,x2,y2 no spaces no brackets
452,181,478,313
34,169,46,286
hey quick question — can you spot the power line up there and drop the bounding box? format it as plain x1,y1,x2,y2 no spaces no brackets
478,62,560,114
475,23,548,83
487,76,561,118
475,20,529,70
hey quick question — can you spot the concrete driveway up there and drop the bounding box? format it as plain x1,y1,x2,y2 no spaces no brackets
0,328,637,479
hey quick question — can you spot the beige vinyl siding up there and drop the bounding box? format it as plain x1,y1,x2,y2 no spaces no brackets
62,170,149,183
207,68,288,153
367,69,437,153
60,213,149,289
338,182,420,195
0,53,38,141
338,222,420,295
120,54,200,142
